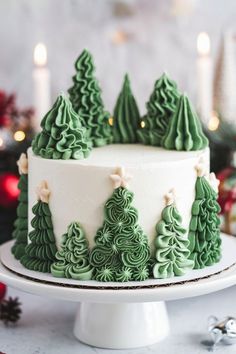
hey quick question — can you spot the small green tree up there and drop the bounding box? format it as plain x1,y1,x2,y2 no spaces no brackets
138,73,180,146
163,94,208,151
32,94,92,160
11,154,28,260
68,49,112,147
90,169,151,282
188,173,221,269
51,222,93,280
153,192,194,278
113,74,140,143
21,181,57,273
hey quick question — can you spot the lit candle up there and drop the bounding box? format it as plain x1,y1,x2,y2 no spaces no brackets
33,43,51,131
197,32,213,126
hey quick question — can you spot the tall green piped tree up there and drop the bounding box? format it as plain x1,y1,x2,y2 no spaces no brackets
113,74,140,143
11,153,28,260
51,222,93,280
21,181,57,273
188,165,221,269
90,167,151,282
163,94,209,151
153,190,194,279
68,49,112,147
137,73,180,146
32,94,92,160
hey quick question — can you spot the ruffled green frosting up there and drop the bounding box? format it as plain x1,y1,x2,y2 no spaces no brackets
51,222,93,280
137,73,180,146
21,201,57,273
163,94,209,151
90,187,151,282
68,49,112,147
11,174,28,260
113,74,140,143
32,94,92,160
188,176,221,269
153,204,194,279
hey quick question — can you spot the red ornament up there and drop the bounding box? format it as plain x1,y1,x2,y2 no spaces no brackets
0,282,6,301
0,173,19,208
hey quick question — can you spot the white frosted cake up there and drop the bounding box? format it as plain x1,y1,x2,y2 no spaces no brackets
11,49,221,282
28,145,209,250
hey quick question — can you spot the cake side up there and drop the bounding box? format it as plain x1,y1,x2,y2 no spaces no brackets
27,145,210,251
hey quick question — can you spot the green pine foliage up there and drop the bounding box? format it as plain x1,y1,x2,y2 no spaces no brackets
137,73,180,146
90,187,151,282
11,174,28,260
188,176,221,269
21,200,57,273
68,49,112,147
113,74,140,143
153,203,194,278
32,94,92,160
51,222,93,280
163,94,208,151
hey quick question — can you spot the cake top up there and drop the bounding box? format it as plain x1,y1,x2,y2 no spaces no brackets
31,49,209,160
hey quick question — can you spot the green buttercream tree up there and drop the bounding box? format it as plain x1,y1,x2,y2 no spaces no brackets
113,74,140,143
90,167,151,282
21,181,57,273
163,94,209,151
188,166,221,269
11,153,28,260
51,222,93,280
137,73,180,146
68,49,112,147
153,191,194,278
32,93,92,160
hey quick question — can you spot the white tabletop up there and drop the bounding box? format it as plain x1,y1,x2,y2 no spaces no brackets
0,286,235,354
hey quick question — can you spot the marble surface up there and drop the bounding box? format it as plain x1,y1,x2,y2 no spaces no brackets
1,0,236,112
0,286,236,354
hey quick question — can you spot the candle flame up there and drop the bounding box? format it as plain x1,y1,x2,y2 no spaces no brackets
34,43,47,66
197,32,210,56
208,111,220,131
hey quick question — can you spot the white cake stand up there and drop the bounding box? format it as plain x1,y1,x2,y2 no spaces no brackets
1,235,236,349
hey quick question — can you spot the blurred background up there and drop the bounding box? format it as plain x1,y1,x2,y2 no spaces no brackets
1,0,236,240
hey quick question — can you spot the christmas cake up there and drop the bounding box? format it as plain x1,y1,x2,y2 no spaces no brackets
12,49,221,282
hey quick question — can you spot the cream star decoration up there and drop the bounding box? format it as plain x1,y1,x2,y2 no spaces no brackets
36,180,50,203
207,172,220,193
17,153,28,175
110,167,132,189
195,157,206,177
164,188,176,206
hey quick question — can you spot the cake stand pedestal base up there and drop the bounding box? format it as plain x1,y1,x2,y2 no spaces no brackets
74,301,169,349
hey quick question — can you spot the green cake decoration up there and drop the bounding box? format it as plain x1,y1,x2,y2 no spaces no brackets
32,93,92,160
138,73,180,146
113,74,140,143
90,167,151,282
188,162,221,269
163,93,208,151
51,222,93,280
68,49,112,147
21,180,57,273
11,153,28,260
153,189,194,279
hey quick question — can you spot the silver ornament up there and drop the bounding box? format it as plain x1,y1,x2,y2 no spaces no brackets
208,315,236,350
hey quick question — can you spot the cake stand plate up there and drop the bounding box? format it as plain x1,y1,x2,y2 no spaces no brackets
1,234,236,349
